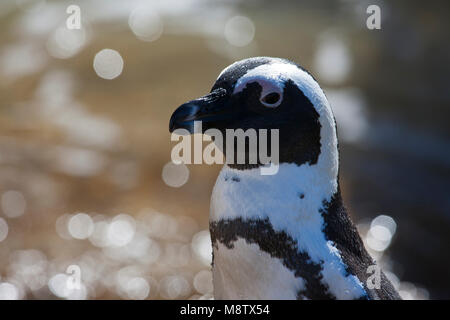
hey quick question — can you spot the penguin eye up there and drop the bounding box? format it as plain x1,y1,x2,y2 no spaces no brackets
262,92,280,104
260,92,281,108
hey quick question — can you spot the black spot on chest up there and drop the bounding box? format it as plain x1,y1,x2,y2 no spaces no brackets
224,175,240,182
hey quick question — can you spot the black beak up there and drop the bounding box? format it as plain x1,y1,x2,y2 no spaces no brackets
169,88,229,133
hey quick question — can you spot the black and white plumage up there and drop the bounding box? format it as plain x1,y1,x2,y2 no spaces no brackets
169,57,400,300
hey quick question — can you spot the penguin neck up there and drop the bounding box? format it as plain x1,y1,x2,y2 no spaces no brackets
210,140,340,226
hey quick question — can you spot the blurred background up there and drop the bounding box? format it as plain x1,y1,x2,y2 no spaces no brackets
0,0,449,300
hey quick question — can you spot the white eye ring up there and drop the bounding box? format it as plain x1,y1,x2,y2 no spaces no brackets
260,92,282,108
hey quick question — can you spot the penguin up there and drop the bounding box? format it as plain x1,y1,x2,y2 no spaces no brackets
169,57,400,300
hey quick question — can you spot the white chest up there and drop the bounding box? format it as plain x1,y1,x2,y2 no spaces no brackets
213,238,305,300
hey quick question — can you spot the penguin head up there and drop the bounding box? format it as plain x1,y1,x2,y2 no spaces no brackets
169,57,338,169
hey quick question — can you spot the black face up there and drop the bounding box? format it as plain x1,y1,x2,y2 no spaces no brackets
169,57,322,168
